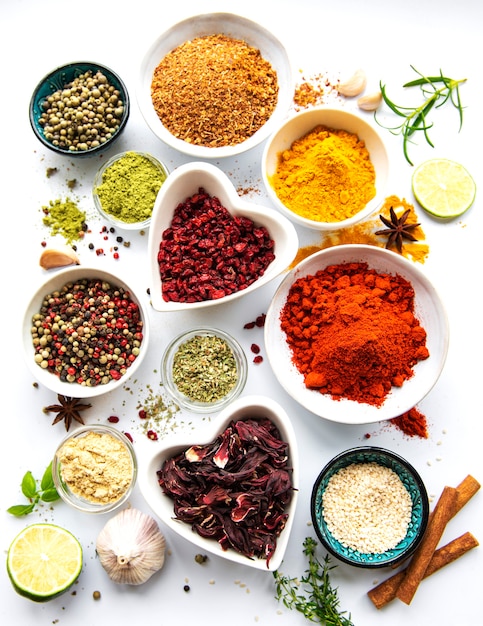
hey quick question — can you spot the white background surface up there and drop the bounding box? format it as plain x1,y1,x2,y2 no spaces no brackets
1,0,482,624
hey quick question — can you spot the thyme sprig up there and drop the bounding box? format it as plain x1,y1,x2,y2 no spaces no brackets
273,537,354,626
376,66,467,165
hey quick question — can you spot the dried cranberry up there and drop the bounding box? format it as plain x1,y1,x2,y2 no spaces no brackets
157,189,275,303
250,343,261,354
107,415,119,423
253,355,263,364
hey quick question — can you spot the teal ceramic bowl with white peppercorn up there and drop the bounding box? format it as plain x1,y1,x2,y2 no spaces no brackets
311,446,430,568
161,327,248,413
29,61,130,157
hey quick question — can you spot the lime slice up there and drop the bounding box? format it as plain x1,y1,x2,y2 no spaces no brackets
7,523,83,602
412,158,476,218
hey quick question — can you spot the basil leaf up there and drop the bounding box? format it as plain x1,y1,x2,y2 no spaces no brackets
40,488,60,503
21,471,37,499
7,503,36,516
40,462,55,491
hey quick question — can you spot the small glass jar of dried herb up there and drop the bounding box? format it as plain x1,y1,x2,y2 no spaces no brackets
161,328,248,413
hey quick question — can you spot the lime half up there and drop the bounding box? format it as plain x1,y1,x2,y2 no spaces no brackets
412,158,476,218
7,523,83,602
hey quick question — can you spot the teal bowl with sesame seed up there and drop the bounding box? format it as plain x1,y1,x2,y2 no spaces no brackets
311,446,429,568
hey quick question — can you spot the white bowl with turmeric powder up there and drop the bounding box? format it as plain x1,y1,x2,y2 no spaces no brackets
137,13,293,159
262,107,389,230
52,425,137,513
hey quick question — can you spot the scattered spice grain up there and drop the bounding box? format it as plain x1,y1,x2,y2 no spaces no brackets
151,34,278,147
42,198,87,244
322,462,412,553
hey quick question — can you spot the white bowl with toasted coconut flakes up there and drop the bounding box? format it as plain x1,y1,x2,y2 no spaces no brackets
137,12,293,158
311,446,430,568
22,266,150,399
138,395,299,571
262,107,389,230
147,161,299,312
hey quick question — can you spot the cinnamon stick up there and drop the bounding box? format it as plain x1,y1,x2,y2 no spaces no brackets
453,474,480,516
368,531,479,609
395,485,457,604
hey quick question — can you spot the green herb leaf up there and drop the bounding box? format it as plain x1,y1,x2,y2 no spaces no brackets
40,462,55,491
40,488,61,503
376,66,467,165
9,463,60,516
7,503,36,517
21,471,37,499
274,537,354,626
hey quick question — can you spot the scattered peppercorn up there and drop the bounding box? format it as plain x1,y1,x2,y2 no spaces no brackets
183,585,190,592
195,553,208,564
92,590,101,600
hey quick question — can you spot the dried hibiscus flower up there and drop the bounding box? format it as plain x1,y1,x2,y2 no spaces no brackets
157,418,294,567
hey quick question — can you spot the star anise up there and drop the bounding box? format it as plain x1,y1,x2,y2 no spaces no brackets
375,207,420,253
44,395,92,431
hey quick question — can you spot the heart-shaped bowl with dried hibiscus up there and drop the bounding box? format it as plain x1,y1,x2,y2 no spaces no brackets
147,161,299,312
138,394,299,571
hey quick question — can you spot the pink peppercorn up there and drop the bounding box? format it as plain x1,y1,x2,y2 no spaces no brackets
147,430,158,441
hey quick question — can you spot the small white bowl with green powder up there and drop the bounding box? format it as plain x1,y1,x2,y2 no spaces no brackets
93,150,168,229
161,327,248,413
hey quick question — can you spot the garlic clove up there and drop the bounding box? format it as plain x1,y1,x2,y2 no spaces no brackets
357,91,383,111
40,246,80,269
338,69,367,97
96,508,166,585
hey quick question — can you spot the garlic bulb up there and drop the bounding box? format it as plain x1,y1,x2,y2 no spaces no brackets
96,508,166,585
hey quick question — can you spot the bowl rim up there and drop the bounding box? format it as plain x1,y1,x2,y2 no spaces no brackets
52,424,138,514
137,11,294,159
261,105,390,231
22,265,150,398
137,394,299,571
29,60,130,157
161,326,248,413
310,445,430,568
92,150,169,230
147,160,299,311
264,243,449,424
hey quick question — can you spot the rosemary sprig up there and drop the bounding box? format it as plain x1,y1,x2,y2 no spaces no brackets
273,537,354,626
376,66,467,165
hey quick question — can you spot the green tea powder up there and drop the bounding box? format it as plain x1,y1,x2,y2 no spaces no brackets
95,151,167,223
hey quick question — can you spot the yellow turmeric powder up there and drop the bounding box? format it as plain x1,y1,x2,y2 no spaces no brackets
269,125,376,222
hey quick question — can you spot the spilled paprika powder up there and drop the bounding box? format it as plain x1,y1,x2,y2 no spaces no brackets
280,262,429,407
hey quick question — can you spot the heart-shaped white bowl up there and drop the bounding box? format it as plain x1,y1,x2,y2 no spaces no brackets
147,161,299,311
138,395,299,571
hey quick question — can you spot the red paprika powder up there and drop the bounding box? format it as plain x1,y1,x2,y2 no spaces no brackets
391,407,428,438
280,262,429,407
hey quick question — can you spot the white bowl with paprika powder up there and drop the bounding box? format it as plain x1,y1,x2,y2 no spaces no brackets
22,266,150,398
137,13,293,159
147,161,299,311
262,107,389,230
52,424,137,514
265,244,449,424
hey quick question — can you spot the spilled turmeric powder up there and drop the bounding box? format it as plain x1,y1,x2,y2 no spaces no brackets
269,125,376,222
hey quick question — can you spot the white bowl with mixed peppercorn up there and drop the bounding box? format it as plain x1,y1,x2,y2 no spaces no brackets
22,266,150,399
137,12,293,158
147,161,299,311
138,394,299,571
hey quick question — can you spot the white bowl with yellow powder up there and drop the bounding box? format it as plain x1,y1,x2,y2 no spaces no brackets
262,107,389,230
52,425,137,513
137,13,293,159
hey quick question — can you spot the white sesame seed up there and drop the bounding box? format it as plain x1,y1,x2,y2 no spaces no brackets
321,462,412,554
